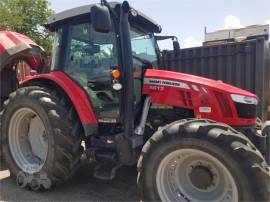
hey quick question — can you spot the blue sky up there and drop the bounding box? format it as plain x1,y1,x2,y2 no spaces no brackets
49,0,270,48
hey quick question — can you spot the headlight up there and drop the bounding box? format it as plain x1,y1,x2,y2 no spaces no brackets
231,94,258,105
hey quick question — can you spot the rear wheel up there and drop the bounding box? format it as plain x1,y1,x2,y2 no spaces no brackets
137,119,270,201
0,86,83,190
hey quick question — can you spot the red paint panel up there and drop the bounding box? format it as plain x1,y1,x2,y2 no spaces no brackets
22,71,97,124
0,31,38,54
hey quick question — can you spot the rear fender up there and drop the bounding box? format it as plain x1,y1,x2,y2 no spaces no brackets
21,71,98,136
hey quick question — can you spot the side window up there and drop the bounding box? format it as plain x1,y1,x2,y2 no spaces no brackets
130,29,158,67
64,22,119,118
130,28,158,106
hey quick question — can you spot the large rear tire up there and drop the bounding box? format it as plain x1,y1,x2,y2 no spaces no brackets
137,119,270,201
0,86,83,190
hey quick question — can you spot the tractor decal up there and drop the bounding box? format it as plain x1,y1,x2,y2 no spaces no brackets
144,77,190,89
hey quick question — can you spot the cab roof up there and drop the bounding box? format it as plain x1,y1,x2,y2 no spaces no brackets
47,2,162,33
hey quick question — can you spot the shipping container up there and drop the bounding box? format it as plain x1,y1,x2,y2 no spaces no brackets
160,37,270,121
204,24,269,45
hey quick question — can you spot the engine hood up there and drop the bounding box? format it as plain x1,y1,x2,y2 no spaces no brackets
144,69,257,98
0,31,45,70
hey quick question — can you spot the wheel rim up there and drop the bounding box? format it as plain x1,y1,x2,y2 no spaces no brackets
8,108,48,173
156,148,238,202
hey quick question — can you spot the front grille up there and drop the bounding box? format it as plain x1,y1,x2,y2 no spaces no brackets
234,102,257,119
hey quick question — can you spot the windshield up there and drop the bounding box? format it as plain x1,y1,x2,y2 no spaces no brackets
130,27,158,68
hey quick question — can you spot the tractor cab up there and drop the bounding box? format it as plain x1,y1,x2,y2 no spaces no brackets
45,0,265,152
46,2,161,124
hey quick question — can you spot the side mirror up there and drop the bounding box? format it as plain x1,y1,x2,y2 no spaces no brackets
173,40,180,56
91,4,112,33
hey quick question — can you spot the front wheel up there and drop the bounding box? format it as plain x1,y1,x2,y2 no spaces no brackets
137,119,270,201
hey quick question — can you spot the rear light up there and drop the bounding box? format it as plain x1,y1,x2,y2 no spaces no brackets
214,91,233,117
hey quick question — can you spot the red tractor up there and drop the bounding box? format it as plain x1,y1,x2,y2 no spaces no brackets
0,1,270,201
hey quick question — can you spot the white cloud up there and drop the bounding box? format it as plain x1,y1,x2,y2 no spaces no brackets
265,19,270,25
224,15,244,29
182,36,201,48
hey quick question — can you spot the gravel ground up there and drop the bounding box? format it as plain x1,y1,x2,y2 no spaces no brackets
0,162,139,201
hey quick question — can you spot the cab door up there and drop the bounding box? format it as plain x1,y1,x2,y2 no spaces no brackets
63,21,120,122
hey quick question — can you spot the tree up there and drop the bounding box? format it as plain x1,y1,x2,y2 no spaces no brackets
0,0,54,53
